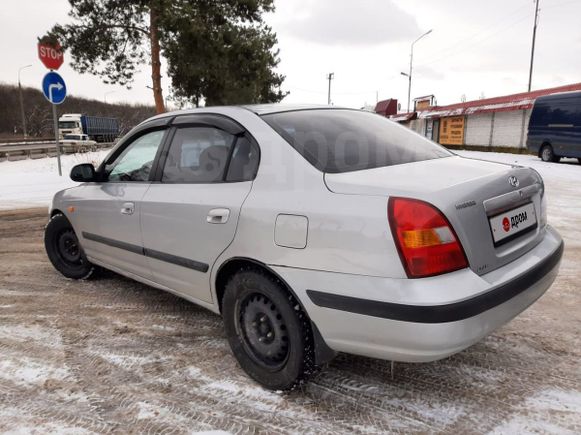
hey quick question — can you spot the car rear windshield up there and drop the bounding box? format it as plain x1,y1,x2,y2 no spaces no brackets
262,109,452,173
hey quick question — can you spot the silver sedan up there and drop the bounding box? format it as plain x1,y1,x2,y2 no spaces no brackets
45,105,563,390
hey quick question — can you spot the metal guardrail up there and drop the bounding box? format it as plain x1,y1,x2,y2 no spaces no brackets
0,142,114,161
0,137,55,145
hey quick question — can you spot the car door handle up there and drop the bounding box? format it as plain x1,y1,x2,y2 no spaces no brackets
207,208,230,224
121,202,135,215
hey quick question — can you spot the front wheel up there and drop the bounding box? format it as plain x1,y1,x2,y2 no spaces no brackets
44,214,96,280
222,269,314,390
540,144,560,163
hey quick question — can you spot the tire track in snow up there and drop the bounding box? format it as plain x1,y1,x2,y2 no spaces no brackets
0,208,579,434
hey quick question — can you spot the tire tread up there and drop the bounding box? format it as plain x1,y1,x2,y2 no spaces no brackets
222,266,315,390
45,214,97,280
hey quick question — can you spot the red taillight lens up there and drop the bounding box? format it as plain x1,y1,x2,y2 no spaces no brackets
388,197,468,278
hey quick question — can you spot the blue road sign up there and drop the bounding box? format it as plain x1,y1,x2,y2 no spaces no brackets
42,71,67,105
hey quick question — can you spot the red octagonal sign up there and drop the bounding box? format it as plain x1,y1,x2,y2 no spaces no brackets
38,42,64,70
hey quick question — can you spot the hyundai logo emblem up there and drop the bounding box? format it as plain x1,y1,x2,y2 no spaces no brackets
508,176,519,187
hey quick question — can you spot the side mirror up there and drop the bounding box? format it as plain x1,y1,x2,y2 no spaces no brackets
70,163,97,182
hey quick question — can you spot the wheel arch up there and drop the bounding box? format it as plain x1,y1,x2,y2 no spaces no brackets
214,256,336,365
50,208,64,218
215,257,299,314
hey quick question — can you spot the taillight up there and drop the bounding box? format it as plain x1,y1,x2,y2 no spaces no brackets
388,197,468,278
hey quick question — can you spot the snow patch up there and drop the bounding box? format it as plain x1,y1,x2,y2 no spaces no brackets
488,388,581,434
527,388,581,413
0,324,63,347
1,421,94,435
99,352,161,369
0,357,69,385
136,401,167,420
190,432,232,435
0,150,110,210
457,364,507,384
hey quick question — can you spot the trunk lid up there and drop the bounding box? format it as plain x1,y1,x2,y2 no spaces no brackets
324,156,545,276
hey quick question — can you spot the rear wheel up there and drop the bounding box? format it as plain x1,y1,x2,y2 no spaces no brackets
540,144,560,163
222,268,314,390
44,214,96,280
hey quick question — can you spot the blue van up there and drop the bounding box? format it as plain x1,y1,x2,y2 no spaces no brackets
527,91,581,163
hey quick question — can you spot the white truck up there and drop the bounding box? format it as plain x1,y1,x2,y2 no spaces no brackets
58,114,120,142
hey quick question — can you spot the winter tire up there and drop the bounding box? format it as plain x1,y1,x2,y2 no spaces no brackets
540,144,559,163
222,268,314,391
44,214,96,280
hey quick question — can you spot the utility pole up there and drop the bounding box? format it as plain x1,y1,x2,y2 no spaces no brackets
401,30,432,113
18,65,32,139
326,72,334,105
528,0,540,92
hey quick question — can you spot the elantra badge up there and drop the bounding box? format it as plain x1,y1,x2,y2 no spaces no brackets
508,176,519,187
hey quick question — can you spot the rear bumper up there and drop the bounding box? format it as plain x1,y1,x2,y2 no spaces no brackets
306,240,563,324
271,226,563,362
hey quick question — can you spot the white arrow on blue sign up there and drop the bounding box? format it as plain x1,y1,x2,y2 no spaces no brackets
42,71,67,105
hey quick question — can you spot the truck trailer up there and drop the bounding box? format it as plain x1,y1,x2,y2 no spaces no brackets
58,114,120,142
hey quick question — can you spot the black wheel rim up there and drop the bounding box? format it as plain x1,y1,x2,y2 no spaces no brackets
237,293,290,371
55,229,83,266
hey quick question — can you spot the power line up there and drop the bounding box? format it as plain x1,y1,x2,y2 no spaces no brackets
416,12,531,68
415,2,531,64
543,0,579,9
291,87,377,96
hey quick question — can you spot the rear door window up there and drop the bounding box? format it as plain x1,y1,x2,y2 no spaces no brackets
161,127,236,183
225,137,260,182
262,109,451,173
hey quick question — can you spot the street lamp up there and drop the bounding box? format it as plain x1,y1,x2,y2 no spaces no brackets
104,90,115,103
326,72,334,105
402,29,432,113
18,64,32,139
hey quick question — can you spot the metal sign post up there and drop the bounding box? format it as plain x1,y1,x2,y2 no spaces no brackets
41,71,67,176
52,103,62,176
38,41,66,176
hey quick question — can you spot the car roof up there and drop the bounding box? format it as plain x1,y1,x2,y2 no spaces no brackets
138,103,353,127
242,103,335,115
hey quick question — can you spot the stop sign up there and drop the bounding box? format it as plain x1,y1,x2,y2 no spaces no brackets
38,42,64,70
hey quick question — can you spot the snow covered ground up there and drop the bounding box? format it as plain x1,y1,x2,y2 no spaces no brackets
454,150,580,183
0,150,110,210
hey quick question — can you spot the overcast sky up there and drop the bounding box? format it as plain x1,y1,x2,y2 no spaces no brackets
2,0,580,110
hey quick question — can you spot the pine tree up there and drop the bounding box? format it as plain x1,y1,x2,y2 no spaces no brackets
44,0,286,113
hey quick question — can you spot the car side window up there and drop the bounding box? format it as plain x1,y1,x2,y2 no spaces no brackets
225,136,260,182
105,130,165,182
162,127,236,183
